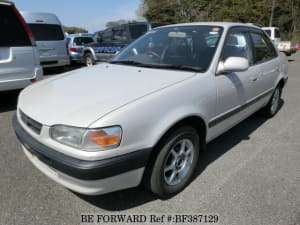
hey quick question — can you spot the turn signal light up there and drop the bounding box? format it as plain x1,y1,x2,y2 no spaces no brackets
90,130,119,146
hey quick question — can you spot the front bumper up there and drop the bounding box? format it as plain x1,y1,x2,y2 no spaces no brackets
13,114,151,195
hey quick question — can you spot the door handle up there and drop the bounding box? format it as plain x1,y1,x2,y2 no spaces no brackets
250,77,258,82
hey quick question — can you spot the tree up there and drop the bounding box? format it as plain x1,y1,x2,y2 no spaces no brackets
106,19,128,27
64,26,88,34
142,0,300,41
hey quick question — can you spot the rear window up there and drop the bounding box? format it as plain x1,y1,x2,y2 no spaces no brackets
0,5,31,46
128,24,148,39
73,37,94,45
28,24,64,41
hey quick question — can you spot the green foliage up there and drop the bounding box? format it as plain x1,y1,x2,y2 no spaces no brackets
64,26,88,34
142,0,300,41
106,20,128,27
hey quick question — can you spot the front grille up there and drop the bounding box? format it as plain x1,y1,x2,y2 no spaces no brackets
19,110,42,135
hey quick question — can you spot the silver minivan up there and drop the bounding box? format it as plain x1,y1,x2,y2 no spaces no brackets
0,0,43,91
21,12,70,70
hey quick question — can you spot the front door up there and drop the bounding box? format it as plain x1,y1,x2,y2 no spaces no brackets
209,29,258,135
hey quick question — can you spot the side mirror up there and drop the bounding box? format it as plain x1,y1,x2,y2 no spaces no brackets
217,57,249,74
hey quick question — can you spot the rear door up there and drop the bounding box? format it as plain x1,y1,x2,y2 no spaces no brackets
0,3,37,81
249,31,279,95
28,23,67,62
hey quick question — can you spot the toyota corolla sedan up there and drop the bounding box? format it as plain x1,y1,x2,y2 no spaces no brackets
13,22,288,198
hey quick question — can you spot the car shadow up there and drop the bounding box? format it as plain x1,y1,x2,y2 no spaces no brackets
76,100,284,211
0,90,21,113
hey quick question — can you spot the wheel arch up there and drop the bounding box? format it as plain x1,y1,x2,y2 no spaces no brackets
277,78,286,89
142,115,207,184
83,48,96,59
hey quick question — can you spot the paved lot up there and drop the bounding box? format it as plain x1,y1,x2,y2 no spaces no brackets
0,55,299,225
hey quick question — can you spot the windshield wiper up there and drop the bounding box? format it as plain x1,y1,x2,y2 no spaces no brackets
110,61,204,72
156,64,205,72
110,60,152,67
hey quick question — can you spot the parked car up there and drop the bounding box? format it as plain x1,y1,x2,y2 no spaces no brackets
13,22,288,198
67,33,94,64
21,12,70,70
82,22,168,66
276,41,298,56
0,0,43,91
262,27,298,56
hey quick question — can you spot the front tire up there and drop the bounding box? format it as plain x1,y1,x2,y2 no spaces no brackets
145,126,200,198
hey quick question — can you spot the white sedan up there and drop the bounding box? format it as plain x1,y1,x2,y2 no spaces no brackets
13,22,288,198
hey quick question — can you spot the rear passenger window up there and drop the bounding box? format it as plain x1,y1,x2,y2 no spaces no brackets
222,32,253,65
112,29,127,41
0,5,31,46
250,32,277,64
102,29,113,42
129,24,148,39
73,37,93,45
28,24,64,41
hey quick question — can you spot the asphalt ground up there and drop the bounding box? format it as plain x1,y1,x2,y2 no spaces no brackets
0,55,299,225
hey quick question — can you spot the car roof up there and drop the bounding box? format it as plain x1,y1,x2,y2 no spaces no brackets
262,27,280,29
21,11,62,25
156,22,260,29
0,1,14,6
67,33,93,38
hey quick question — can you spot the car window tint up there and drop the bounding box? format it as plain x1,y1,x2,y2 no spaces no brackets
222,32,253,64
102,29,112,42
28,24,64,41
250,32,277,64
128,24,148,39
112,29,127,41
74,37,93,45
275,29,280,38
0,5,31,46
264,29,271,37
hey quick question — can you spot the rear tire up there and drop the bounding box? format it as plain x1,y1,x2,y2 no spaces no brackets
84,53,95,67
144,126,200,198
260,85,282,118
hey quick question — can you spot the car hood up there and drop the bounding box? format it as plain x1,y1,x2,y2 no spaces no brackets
19,63,195,127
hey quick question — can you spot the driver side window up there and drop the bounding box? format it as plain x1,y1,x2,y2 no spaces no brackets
222,32,253,65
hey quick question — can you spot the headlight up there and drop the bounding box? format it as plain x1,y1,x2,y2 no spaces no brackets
50,125,122,150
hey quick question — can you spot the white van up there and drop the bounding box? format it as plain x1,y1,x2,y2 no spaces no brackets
21,12,70,69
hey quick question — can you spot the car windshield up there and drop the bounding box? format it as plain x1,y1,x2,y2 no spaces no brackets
111,25,223,72
264,29,271,37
